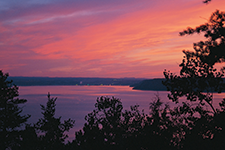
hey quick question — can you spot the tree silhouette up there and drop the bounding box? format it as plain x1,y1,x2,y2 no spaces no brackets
74,96,125,149
19,124,39,150
35,93,75,150
73,96,187,150
0,70,30,149
163,9,225,150
163,10,225,114
203,0,211,4
179,10,225,66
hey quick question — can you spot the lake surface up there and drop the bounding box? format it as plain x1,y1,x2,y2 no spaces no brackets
18,85,225,141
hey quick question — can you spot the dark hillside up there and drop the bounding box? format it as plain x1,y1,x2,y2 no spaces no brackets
132,78,166,91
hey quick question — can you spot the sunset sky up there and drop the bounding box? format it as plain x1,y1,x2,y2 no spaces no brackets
1,0,225,78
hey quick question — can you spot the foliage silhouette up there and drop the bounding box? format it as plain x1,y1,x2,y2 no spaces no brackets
0,70,30,149
162,9,225,150
34,93,75,150
73,96,189,150
19,124,39,150
13,93,75,150
163,10,225,113
179,10,225,66
203,0,211,4
2,70,225,149
74,96,125,149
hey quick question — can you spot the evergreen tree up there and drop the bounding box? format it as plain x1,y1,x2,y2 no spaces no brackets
35,93,75,150
0,70,30,149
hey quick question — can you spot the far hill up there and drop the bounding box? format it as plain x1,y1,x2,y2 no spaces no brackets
132,78,225,92
132,78,167,91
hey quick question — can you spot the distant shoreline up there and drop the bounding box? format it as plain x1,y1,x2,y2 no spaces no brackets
17,84,133,87
8,77,170,91
10,77,225,92
8,76,146,87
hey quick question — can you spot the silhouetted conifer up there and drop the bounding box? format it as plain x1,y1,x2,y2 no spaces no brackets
35,93,75,150
0,70,30,149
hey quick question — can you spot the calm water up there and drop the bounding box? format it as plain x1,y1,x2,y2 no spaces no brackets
18,85,225,141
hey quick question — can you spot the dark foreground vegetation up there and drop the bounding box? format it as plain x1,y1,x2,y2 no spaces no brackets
2,69,225,150
2,1,225,150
